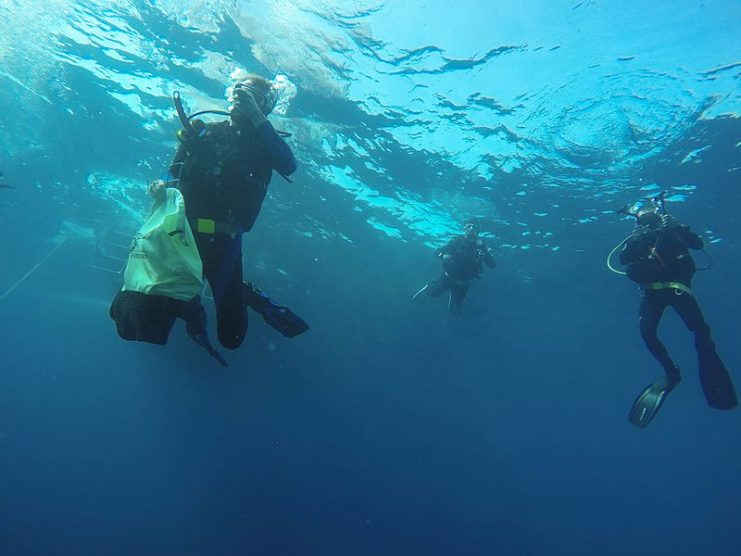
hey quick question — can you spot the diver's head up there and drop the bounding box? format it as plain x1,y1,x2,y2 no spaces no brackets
463,220,480,240
232,74,278,116
636,207,662,228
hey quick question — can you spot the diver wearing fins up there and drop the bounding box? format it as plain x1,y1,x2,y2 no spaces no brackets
149,72,308,348
610,194,737,427
413,220,496,315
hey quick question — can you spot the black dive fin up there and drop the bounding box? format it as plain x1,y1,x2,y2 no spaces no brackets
182,297,228,366
261,304,309,338
700,358,738,410
628,381,670,429
189,332,229,367
245,283,309,338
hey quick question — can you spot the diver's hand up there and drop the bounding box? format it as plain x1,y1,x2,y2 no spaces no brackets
661,214,681,228
231,89,267,128
148,179,167,201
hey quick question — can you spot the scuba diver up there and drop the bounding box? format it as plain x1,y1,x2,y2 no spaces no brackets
608,192,737,428
412,220,496,315
112,72,308,360
163,72,308,349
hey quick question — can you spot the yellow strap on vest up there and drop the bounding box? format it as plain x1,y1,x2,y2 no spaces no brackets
196,218,216,234
193,217,241,236
645,281,692,295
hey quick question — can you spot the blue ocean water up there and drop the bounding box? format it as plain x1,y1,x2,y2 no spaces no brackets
1,1,740,554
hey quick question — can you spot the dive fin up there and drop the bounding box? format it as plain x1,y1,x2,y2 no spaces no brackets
628,381,671,429
261,304,309,338
190,331,229,367
181,296,228,366
245,283,309,338
700,358,738,410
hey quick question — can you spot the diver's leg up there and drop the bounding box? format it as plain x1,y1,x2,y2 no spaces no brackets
672,291,712,350
196,233,248,350
413,275,449,304
416,274,456,312
448,284,468,315
639,290,680,386
673,292,737,409
424,274,452,298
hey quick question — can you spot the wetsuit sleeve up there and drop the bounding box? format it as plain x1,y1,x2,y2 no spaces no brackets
168,142,188,180
481,243,496,268
674,226,703,250
256,121,297,177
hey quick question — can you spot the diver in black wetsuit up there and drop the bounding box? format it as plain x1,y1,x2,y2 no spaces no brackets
413,221,496,314
618,206,737,426
151,74,308,349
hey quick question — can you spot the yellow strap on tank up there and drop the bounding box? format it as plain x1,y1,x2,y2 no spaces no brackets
644,281,692,295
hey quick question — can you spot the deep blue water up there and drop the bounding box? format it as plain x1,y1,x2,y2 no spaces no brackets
1,1,740,554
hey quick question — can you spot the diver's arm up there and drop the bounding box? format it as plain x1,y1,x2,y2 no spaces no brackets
146,144,189,200
661,214,703,250
169,142,188,180
478,240,496,268
256,121,297,177
231,90,296,177
675,226,703,250
484,252,496,268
